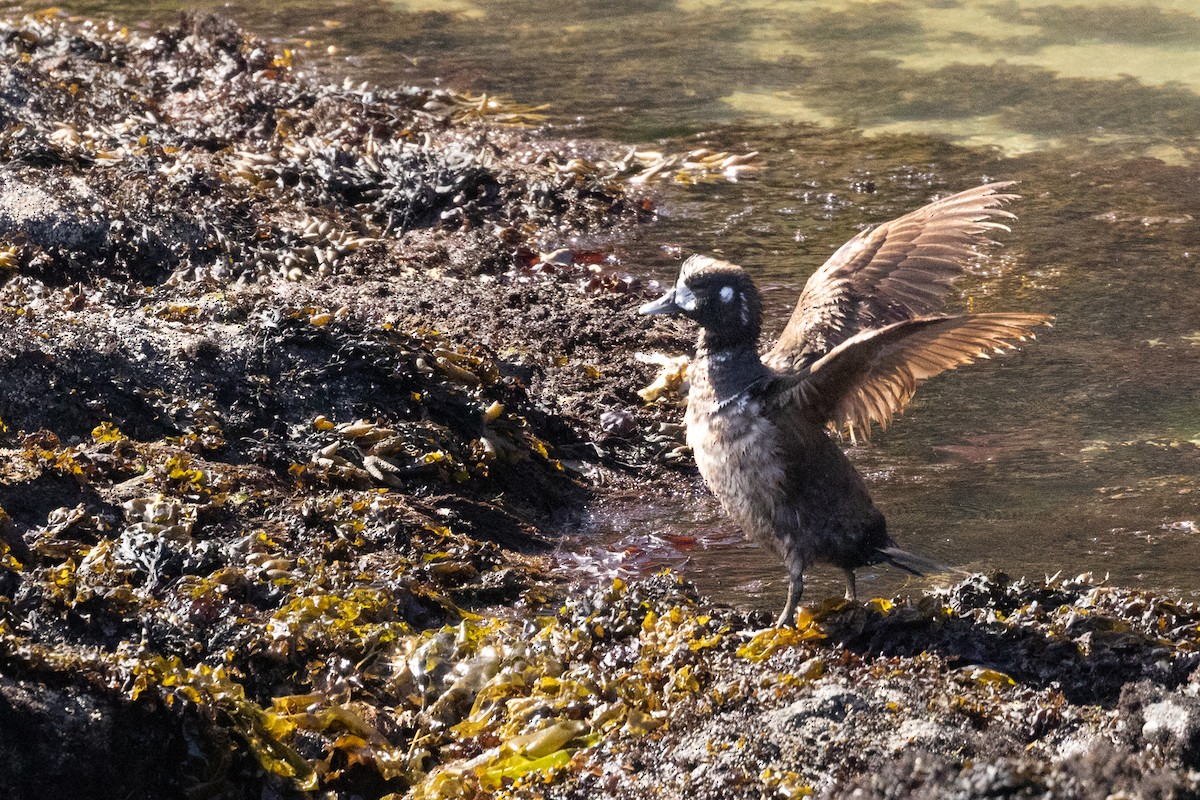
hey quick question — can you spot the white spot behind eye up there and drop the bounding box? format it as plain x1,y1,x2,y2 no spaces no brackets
719,286,735,303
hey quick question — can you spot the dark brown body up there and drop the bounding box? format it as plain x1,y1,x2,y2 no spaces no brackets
685,341,890,621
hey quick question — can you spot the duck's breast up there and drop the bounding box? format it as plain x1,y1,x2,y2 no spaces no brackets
686,392,789,549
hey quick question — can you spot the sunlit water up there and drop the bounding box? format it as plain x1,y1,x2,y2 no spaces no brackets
18,0,1200,607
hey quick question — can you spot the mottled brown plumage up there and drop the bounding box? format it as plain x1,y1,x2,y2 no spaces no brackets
640,183,1051,626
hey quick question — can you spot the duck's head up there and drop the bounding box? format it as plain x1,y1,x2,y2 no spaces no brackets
639,255,762,348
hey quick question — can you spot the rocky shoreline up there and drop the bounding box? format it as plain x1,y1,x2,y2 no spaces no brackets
0,10,1198,800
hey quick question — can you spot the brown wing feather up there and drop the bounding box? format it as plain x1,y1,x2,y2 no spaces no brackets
780,313,1053,443
766,183,1020,375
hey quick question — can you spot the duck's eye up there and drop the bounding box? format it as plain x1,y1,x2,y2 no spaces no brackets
719,286,735,303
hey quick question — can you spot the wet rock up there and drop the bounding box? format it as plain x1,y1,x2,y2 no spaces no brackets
0,674,228,800
599,408,637,437
1120,681,1200,767
771,684,869,728
1143,697,1200,762
0,173,109,251
887,717,971,754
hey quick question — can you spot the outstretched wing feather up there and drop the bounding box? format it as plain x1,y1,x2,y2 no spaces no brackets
779,313,1052,441
766,183,1021,374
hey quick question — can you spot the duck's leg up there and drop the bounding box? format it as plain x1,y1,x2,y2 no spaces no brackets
775,574,804,627
843,568,857,602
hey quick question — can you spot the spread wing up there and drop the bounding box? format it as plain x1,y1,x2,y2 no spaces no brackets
765,183,1019,375
778,313,1052,443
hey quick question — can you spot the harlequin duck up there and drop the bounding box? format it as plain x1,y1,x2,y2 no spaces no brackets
640,183,1051,626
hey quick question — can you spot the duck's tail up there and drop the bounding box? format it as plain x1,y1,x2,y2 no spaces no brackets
878,546,949,577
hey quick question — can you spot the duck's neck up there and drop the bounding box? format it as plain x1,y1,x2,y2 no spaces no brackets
694,333,770,406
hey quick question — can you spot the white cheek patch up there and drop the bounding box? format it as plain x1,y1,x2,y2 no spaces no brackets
675,281,698,311
719,286,735,303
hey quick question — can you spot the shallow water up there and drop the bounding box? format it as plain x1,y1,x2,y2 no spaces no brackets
22,0,1200,606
